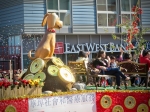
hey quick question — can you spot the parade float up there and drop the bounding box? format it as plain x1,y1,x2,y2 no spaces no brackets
1,6,150,112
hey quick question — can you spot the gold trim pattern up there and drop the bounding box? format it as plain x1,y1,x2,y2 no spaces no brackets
100,95,112,109
112,105,124,112
124,96,136,109
137,104,149,112
30,58,45,73
5,105,16,112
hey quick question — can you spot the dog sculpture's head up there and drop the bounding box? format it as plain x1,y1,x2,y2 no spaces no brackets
41,13,63,29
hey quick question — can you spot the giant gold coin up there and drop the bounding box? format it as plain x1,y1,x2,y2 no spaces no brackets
5,105,16,112
58,67,75,83
47,65,59,76
30,58,45,73
52,57,64,67
137,104,148,112
33,72,46,81
124,96,136,109
100,95,112,109
112,105,124,112
63,65,72,73
23,74,34,80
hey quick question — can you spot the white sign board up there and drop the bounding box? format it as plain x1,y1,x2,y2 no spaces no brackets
64,42,127,53
29,92,96,112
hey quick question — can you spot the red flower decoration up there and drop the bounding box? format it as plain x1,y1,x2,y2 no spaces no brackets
0,81,3,86
132,6,137,12
14,81,19,85
138,8,143,14
132,21,138,28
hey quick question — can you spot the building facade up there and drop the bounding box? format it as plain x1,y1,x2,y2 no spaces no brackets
0,0,150,70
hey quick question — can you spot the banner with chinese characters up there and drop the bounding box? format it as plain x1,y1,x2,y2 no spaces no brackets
28,92,96,112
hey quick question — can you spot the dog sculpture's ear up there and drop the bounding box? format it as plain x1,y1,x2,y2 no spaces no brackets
41,13,49,27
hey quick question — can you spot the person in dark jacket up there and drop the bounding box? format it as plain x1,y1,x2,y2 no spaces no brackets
92,50,130,89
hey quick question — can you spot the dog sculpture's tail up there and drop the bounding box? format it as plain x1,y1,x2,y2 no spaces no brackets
28,50,36,60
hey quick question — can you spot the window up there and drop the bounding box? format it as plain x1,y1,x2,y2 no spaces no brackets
98,14,107,26
47,0,58,10
121,0,138,11
121,0,138,24
121,14,130,24
108,0,116,11
47,0,71,26
108,14,117,26
60,0,69,10
121,0,130,11
97,0,117,27
8,36,21,55
97,0,106,11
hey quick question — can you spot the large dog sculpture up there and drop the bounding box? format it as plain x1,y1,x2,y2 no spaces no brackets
28,13,63,60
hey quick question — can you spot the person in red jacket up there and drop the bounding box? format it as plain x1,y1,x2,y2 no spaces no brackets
139,47,150,68
139,46,150,86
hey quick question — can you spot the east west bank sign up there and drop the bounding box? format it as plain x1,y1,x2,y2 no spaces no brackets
64,42,127,53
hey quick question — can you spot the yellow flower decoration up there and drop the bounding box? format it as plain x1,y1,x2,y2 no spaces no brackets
33,79,40,85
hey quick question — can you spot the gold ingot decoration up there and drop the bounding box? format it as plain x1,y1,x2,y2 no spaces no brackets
124,96,136,109
30,58,45,73
112,105,124,112
47,65,59,76
52,57,64,67
100,95,112,109
137,104,149,112
58,67,75,83
5,105,16,112
23,74,34,80
33,72,46,81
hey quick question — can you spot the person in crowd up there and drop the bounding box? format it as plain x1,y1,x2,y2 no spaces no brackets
14,70,21,81
107,55,118,86
88,61,100,85
139,46,150,86
89,60,108,86
119,48,141,87
76,50,90,83
76,50,90,63
107,54,127,86
110,55,118,68
92,50,130,90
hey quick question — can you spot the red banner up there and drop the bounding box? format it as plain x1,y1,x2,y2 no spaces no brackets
0,98,28,112
96,91,150,112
